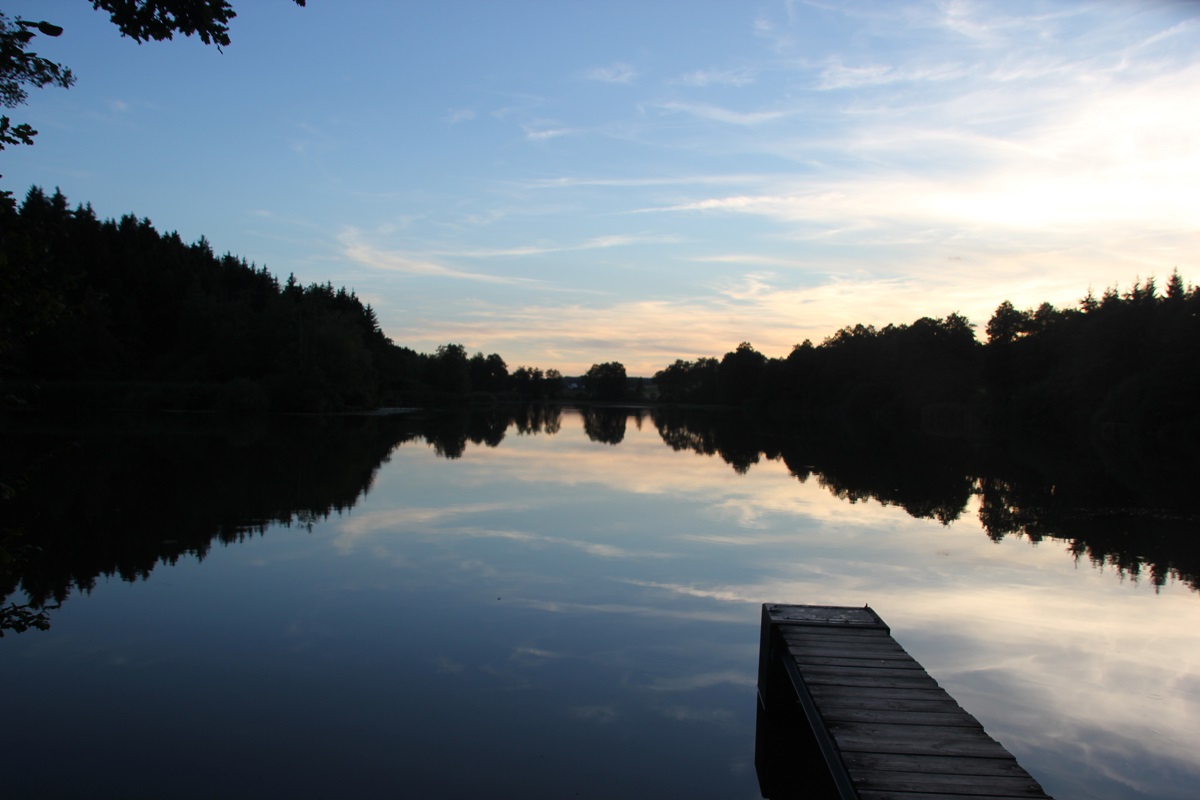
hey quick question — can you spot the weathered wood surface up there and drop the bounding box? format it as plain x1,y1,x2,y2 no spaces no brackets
758,603,1053,799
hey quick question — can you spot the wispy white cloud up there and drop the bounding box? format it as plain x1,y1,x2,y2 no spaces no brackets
444,108,475,124
650,101,786,125
586,62,639,84
338,228,544,285
933,0,1090,46
1131,17,1199,52
816,59,967,90
673,66,756,87
524,174,764,189
523,122,575,140
428,233,683,259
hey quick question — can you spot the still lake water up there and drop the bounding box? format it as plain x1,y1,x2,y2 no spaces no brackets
1,407,1198,799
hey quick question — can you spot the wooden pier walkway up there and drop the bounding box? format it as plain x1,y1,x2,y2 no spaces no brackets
756,604,1053,799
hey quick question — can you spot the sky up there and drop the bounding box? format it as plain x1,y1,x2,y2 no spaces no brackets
3,0,1199,375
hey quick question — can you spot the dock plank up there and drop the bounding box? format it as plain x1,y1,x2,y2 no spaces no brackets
821,708,983,727
795,662,939,680
801,671,943,690
757,603,1053,800
828,721,1015,758
841,751,1035,778
807,683,958,703
788,655,926,670
851,769,1048,796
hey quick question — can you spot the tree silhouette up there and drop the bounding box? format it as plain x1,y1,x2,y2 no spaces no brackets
717,342,767,405
469,351,509,393
511,365,545,399
92,0,306,48
1,2,304,156
584,361,627,401
0,15,72,150
986,301,1030,345
653,357,718,404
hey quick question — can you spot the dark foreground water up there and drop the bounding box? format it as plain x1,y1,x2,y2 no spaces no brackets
1,408,1197,799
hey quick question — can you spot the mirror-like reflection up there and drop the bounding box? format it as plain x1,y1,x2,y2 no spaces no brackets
2,407,1197,798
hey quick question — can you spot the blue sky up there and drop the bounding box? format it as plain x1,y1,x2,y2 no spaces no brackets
4,1,1198,375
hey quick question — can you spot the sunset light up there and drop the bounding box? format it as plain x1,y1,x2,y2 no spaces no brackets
3,0,1196,375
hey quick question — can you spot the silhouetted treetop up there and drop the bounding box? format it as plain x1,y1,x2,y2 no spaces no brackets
92,0,306,48
585,361,627,402
1,1,305,154
0,13,73,149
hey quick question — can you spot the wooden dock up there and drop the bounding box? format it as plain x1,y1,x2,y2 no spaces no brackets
756,604,1053,799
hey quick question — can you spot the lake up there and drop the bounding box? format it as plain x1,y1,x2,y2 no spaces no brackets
1,407,1197,799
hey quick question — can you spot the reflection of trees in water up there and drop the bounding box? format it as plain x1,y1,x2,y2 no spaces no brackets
657,414,718,456
420,405,562,456
582,407,627,445
4,404,1197,637
804,437,976,527
651,407,1200,593
0,405,571,633
513,404,561,436
1,413,419,616
655,407,974,518
977,474,1200,592
655,407,765,475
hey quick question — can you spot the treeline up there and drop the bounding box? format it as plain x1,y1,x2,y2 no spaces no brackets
5,185,1198,445
0,187,565,411
655,279,1200,452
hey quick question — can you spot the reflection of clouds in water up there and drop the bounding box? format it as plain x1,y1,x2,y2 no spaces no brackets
370,415,949,565
612,531,1200,796
442,421,935,532
337,503,529,539
648,670,756,692
511,647,562,661
568,705,618,724
337,511,676,561
616,574,879,609
456,558,499,578
953,664,1197,799
880,586,1200,798
432,656,466,675
328,410,1200,797
517,599,745,625
660,705,735,726
618,579,761,604
385,419,935,549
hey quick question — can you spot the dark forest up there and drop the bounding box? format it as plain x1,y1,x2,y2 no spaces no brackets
2,185,1198,464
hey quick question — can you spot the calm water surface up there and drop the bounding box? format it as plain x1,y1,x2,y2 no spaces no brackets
1,408,1197,799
